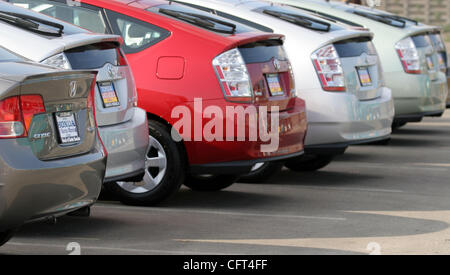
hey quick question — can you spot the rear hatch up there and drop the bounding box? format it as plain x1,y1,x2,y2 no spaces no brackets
238,39,295,111
63,41,137,127
0,62,98,160
333,36,383,100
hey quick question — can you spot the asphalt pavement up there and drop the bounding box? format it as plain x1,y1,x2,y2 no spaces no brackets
1,110,450,255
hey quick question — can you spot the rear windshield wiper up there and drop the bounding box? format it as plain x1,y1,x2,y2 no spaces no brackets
377,14,418,26
353,10,405,28
263,10,330,32
0,11,64,37
159,8,237,34
288,5,363,27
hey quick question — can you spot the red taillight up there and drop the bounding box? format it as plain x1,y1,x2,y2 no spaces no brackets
116,48,128,66
21,95,45,133
395,37,421,74
0,95,45,139
311,45,346,92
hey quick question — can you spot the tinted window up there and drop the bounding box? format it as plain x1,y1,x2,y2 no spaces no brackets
0,47,21,62
149,4,256,35
239,40,287,63
105,10,171,54
334,38,377,58
65,43,120,70
411,34,431,48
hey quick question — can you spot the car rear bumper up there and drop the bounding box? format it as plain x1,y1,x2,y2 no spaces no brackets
302,86,394,147
385,71,448,116
184,98,307,171
99,107,149,182
0,139,106,232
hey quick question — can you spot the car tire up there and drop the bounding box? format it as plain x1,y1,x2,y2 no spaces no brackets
392,121,407,130
285,154,335,172
105,120,185,206
0,230,14,247
239,162,284,183
184,174,238,191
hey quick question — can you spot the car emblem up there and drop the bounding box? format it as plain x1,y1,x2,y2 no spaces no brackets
107,64,117,78
69,81,77,98
273,59,281,71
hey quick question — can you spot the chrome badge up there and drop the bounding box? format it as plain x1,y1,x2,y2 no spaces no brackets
69,81,77,98
273,59,281,71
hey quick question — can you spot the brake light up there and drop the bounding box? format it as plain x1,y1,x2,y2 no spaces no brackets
213,48,253,102
116,48,128,66
0,95,45,139
395,37,421,74
437,52,447,74
311,45,346,92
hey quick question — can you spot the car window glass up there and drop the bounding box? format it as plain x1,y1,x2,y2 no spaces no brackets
105,10,170,54
7,0,107,34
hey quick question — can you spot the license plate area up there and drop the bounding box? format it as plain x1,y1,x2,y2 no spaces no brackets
357,67,372,87
55,112,80,144
98,81,120,108
266,73,284,96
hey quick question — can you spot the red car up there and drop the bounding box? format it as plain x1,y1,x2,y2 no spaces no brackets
17,0,308,205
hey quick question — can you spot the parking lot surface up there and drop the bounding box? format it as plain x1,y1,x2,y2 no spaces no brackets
1,111,450,255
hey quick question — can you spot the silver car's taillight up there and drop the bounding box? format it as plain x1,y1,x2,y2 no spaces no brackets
311,44,346,92
431,34,447,73
213,48,253,102
41,53,72,70
395,37,421,74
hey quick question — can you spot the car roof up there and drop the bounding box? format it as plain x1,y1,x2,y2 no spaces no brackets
175,0,373,47
81,0,286,48
0,1,122,62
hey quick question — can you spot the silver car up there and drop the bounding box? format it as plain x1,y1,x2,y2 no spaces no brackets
0,2,149,184
0,46,106,246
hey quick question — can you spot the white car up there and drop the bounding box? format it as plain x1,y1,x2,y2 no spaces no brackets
0,2,150,186
174,0,394,179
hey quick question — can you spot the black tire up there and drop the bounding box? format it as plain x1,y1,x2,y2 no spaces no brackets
285,154,335,172
392,121,407,130
239,162,284,183
0,230,14,247
184,174,238,191
105,120,185,206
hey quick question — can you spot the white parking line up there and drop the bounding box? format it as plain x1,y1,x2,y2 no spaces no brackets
293,185,404,194
334,162,449,172
4,242,232,255
94,204,346,221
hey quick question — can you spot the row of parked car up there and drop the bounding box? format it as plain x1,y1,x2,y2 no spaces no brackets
0,0,448,246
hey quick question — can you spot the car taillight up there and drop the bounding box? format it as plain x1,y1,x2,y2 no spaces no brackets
0,95,45,139
116,48,128,66
213,48,253,102
395,37,421,74
311,44,346,92
437,53,447,73
288,62,297,98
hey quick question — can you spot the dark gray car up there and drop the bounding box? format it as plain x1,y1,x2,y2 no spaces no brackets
0,47,107,246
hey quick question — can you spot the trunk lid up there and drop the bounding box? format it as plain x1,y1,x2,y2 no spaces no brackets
238,39,295,111
0,62,98,160
333,36,383,101
64,42,137,127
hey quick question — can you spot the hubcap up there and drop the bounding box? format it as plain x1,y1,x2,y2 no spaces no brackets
117,135,167,194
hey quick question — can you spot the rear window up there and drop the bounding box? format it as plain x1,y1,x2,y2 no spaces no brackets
148,4,256,35
65,42,120,70
0,47,21,62
411,34,431,48
334,37,377,58
239,40,288,64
